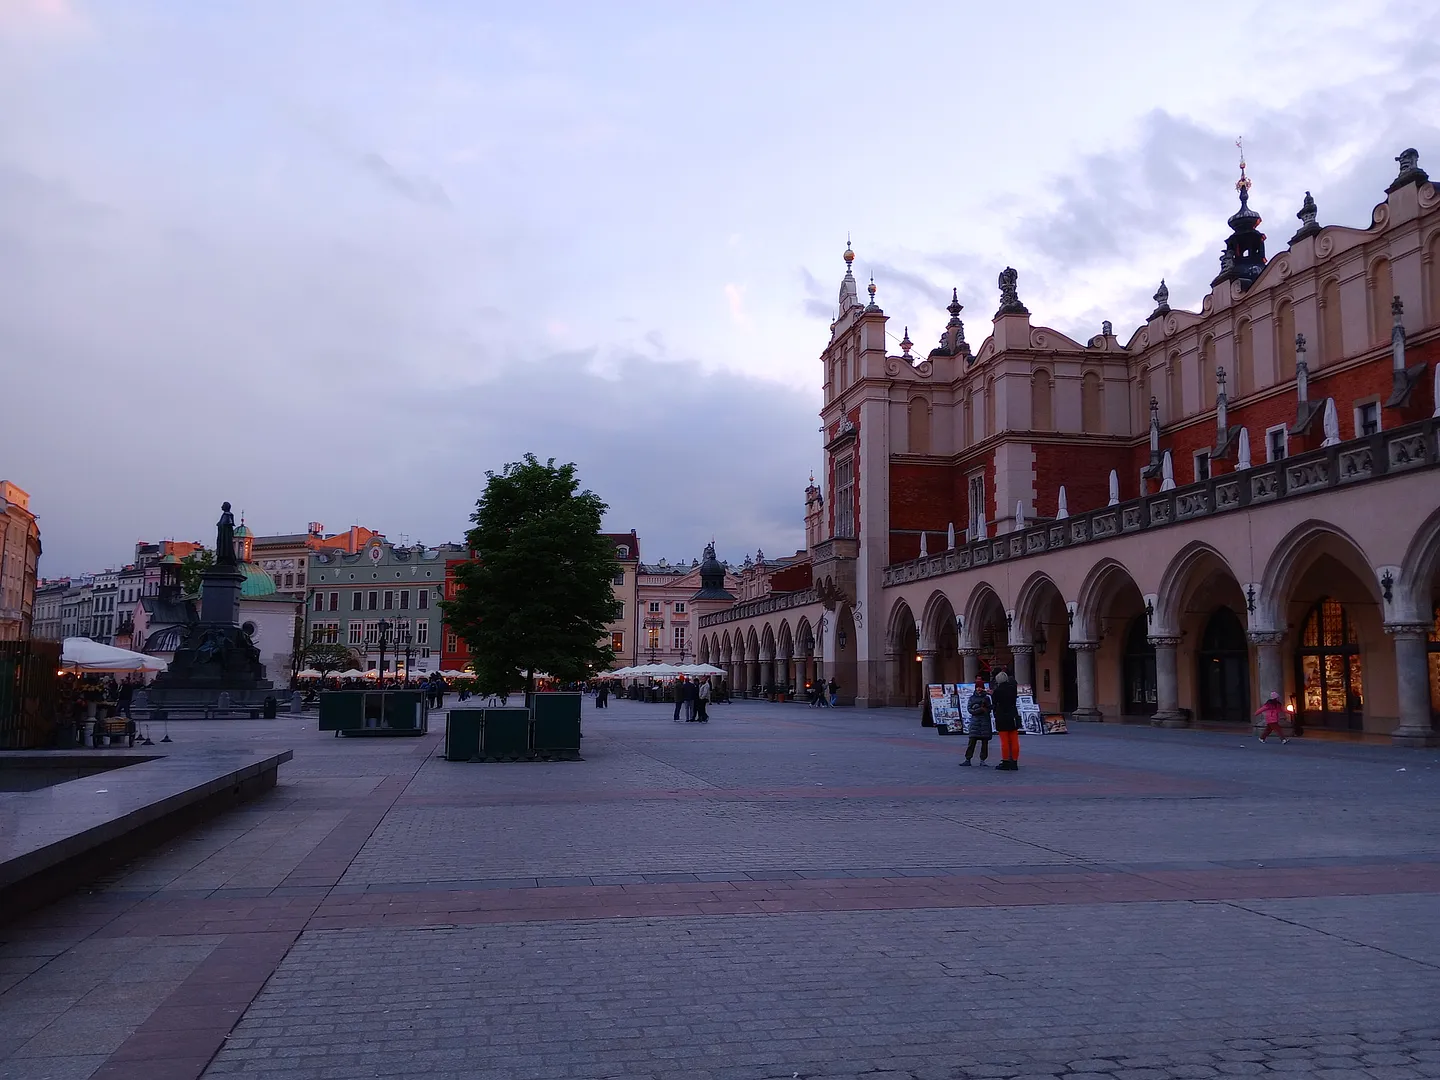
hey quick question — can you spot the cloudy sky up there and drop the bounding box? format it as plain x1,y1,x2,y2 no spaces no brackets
3,0,1437,577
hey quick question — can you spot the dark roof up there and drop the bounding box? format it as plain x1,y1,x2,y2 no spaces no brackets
140,596,195,626
251,533,312,546
602,532,640,560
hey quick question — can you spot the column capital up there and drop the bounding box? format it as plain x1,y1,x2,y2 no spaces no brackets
1384,622,1431,637
1011,644,1034,655
960,648,982,657
1147,635,1181,649
1247,630,1286,646
1069,640,1099,652
916,649,938,658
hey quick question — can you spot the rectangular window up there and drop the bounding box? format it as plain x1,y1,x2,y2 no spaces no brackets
672,625,687,651
611,631,624,651
348,622,363,646
325,624,339,644
421,648,431,659
673,601,686,614
329,592,339,612
1266,424,1288,463
446,633,458,653
368,591,378,611
648,601,662,613
834,454,855,538
612,570,625,585
399,590,409,610
1355,400,1380,437
418,590,429,609
383,590,393,610
284,573,294,588
615,600,624,620
416,622,428,645
647,626,661,650
352,592,362,611
314,593,324,612
1193,451,1211,483
311,623,325,643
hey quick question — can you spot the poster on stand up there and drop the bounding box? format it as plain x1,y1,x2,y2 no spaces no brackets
928,685,954,732
1016,686,1046,735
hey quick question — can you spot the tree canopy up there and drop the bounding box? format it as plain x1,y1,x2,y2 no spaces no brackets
179,548,215,596
441,455,617,694
302,643,360,676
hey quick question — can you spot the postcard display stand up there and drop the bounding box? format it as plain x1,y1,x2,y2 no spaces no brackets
928,684,1050,736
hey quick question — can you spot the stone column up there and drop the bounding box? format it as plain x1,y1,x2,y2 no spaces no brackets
1149,635,1186,726
1248,631,1286,707
1387,624,1438,747
1011,645,1034,690
962,648,981,685
1071,641,1101,722
920,650,940,690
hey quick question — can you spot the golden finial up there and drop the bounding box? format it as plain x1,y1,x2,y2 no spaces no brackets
1236,136,1251,195
843,235,855,265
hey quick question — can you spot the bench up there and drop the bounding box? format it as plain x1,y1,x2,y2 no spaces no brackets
93,717,137,748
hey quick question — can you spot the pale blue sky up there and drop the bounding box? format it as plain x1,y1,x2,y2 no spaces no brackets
3,0,1437,575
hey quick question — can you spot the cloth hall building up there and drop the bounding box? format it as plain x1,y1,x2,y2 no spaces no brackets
696,147,1440,746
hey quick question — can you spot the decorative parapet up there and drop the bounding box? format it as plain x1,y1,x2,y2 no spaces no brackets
881,417,1439,588
699,588,820,629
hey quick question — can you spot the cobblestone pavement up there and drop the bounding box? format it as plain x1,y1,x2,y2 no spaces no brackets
2,699,1438,1079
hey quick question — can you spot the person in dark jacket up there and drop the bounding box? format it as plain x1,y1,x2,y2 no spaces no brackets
961,678,993,766
991,670,1021,771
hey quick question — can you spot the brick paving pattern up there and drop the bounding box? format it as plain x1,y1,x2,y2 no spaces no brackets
2,698,1438,1079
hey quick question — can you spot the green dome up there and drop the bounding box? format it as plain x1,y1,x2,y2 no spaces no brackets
234,524,252,538
239,562,277,597
160,553,181,565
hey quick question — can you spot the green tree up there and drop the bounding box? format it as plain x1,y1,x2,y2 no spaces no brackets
302,643,360,677
442,454,617,695
179,548,214,596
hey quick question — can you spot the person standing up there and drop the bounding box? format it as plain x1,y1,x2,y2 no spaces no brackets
673,677,686,722
697,678,711,722
961,677,993,766
684,678,699,721
992,670,1021,771
1255,691,1289,743
828,678,839,707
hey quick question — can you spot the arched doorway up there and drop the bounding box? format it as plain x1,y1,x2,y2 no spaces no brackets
895,617,921,707
1296,597,1363,731
1430,602,1440,722
1197,606,1249,724
1123,617,1156,717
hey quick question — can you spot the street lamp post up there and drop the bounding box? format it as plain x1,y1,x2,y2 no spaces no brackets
377,619,392,689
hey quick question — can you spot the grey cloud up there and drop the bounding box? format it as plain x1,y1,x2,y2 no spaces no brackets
358,152,451,207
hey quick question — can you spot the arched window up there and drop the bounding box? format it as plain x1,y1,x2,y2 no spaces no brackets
1235,319,1254,397
1320,279,1343,367
1370,258,1393,346
1198,607,1250,724
1199,336,1215,411
1276,300,1296,382
1166,355,1181,420
1297,597,1363,732
908,398,931,454
1136,367,1151,430
1031,368,1053,431
1123,617,1156,717
1081,372,1102,434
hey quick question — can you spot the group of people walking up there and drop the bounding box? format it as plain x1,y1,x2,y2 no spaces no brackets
959,672,1023,771
671,677,711,722
806,680,839,708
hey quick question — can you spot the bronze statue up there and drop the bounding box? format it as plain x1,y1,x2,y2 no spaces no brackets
215,501,237,565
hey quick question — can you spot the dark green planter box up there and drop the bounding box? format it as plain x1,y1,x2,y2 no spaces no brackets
319,691,428,736
532,693,582,757
319,693,363,732
482,708,532,759
445,709,483,761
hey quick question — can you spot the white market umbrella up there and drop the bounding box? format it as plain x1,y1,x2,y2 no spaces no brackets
680,663,725,676
1159,450,1176,491
61,638,168,673
296,669,323,679
337,669,367,678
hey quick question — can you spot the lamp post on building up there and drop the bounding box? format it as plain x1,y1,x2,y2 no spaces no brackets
376,619,392,688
